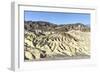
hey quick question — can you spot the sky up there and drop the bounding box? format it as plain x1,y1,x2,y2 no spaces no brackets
24,11,90,25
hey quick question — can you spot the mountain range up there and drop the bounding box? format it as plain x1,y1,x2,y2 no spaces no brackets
24,21,90,32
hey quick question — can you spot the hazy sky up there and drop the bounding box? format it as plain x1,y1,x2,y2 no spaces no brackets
24,11,90,25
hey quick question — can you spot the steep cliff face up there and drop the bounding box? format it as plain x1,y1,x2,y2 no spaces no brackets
24,21,90,61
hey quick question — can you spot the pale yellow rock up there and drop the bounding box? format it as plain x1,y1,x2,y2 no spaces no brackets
25,38,34,48
25,51,33,60
31,49,40,60
24,30,90,60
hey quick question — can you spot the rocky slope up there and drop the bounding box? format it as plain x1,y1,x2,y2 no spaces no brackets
24,21,90,61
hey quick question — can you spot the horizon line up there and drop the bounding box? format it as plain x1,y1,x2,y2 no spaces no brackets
24,20,90,25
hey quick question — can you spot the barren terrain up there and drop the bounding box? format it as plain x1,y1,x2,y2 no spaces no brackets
24,21,90,61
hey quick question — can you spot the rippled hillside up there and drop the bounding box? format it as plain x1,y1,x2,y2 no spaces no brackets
24,21,90,61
